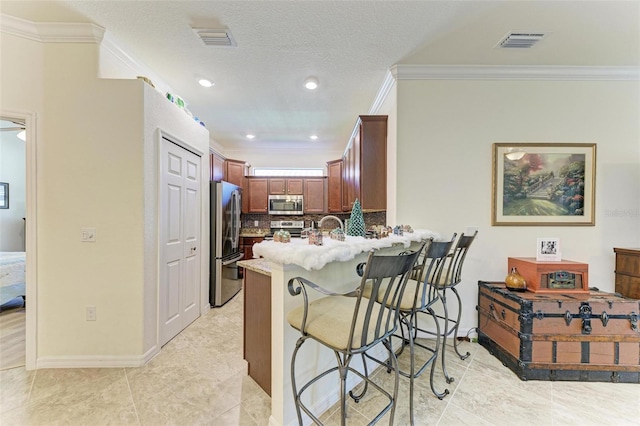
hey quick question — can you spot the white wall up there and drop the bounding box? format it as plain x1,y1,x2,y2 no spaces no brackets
36,41,147,360
142,84,210,355
0,132,26,251
1,25,210,365
394,78,640,333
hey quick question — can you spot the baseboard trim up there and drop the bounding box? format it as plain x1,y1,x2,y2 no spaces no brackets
36,353,151,369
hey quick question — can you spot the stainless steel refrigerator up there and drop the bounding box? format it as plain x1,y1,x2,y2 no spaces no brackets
210,180,243,307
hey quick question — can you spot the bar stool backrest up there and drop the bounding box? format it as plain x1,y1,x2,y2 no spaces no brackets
441,230,478,288
414,235,457,308
351,247,424,351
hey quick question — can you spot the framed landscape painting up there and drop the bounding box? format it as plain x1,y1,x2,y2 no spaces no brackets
492,143,596,226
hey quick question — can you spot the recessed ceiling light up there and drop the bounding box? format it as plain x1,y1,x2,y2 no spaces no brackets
246,133,256,140
304,77,319,90
198,79,214,88
310,135,318,140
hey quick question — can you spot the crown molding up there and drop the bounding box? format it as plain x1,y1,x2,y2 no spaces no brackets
100,31,139,72
0,14,105,43
390,64,640,81
369,70,396,115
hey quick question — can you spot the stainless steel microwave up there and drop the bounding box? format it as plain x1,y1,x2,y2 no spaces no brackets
268,195,304,215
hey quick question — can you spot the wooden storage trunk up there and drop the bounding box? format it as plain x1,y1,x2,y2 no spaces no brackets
507,257,589,294
477,281,640,383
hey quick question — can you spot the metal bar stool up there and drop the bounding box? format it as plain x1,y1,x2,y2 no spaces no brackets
361,235,457,425
286,244,425,425
432,230,478,384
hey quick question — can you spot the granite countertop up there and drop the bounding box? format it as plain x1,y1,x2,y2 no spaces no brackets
237,258,271,276
252,229,440,271
240,229,269,237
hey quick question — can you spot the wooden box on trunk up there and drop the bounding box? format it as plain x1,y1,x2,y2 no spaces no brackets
477,281,640,383
508,257,589,294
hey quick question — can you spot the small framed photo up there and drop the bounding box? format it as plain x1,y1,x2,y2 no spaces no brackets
537,237,561,261
0,182,8,209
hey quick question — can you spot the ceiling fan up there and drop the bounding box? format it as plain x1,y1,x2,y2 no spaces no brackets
0,119,25,132
0,119,27,141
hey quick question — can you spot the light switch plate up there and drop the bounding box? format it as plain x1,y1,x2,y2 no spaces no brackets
81,227,97,242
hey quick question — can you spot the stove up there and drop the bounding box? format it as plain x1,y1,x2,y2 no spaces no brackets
265,220,305,239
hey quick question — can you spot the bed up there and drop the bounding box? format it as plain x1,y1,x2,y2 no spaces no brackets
0,252,26,307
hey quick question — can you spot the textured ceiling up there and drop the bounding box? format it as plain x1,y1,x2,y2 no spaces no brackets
1,1,638,155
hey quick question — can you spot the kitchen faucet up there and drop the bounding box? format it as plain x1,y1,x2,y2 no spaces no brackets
317,215,344,231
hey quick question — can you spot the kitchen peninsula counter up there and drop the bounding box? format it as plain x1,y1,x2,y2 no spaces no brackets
252,229,440,271
237,258,271,276
242,230,439,425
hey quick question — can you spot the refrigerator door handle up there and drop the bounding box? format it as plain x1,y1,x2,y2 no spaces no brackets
232,190,241,249
222,252,244,266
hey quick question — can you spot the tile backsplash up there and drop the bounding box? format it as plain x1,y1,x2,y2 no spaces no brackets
241,212,387,230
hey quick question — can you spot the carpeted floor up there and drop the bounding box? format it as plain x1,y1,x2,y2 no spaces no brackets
0,296,26,370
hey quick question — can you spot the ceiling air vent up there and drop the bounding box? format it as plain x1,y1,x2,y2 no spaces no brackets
497,32,545,49
192,27,237,47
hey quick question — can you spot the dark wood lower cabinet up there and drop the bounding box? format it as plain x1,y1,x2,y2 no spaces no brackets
243,269,271,395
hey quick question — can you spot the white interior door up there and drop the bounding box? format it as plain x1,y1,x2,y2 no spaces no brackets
159,137,201,346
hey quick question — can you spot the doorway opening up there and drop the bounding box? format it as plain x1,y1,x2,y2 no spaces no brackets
0,111,36,370
0,117,27,370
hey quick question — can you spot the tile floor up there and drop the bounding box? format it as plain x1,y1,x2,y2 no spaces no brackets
1,290,638,425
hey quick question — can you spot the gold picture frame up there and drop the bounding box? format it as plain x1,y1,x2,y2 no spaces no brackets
492,143,596,226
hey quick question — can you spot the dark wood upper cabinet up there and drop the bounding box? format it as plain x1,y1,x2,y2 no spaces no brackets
327,159,343,213
224,159,249,212
341,115,387,212
214,130,387,217
224,159,247,188
304,178,326,213
269,178,303,195
210,152,225,182
247,178,269,213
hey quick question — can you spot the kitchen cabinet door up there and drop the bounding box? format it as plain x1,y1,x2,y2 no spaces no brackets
287,179,303,195
242,236,264,262
342,140,354,211
243,269,271,395
269,178,286,194
358,116,386,211
304,178,325,213
269,178,303,195
225,159,246,187
327,160,343,213
341,115,387,212
247,178,269,213
210,152,225,182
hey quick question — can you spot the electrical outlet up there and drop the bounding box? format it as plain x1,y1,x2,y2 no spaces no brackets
254,220,259,227
86,306,96,321
81,227,97,242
